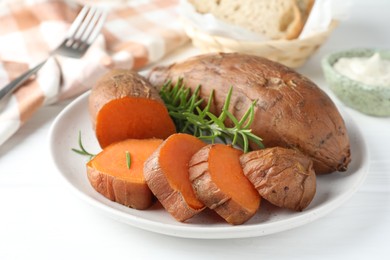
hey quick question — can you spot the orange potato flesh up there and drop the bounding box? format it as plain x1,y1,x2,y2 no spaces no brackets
89,139,163,182
159,134,206,210
208,144,260,213
95,97,176,148
86,139,163,209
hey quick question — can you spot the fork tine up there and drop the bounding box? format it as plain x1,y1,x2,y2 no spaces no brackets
65,6,90,39
85,9,108,45
59,5,107,57
72,7,96,42
52,4,108,59
79,8,107,44
66,7,107,48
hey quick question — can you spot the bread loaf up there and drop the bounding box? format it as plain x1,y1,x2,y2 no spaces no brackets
187,0,314,40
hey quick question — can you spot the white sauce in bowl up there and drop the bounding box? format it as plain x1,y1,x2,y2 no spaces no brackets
333,53,390,87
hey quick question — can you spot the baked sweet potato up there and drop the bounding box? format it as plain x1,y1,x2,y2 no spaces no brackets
89,69,176,148
87,138,163,210
148,53,351,174
143,133,206,222
189,144,261,225
240,147,316,211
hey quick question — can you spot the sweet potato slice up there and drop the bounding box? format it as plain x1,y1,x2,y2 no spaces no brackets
89,69,175,148
144,133,206,222
240,147,316,211
189,144,261,225
87,138,163,210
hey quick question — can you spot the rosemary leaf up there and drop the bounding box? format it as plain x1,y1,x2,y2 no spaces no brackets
224,109,240,126
202,90,214,115
238,102,254,128
126,151,131,169
219,87,233,122
71,148,90,156
240,132,249,153
231,132,238,146
242,100,257,129
71,131,96,160
206,112,225,129
246,132,265,149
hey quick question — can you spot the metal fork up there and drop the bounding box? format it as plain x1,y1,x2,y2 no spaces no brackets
0,6,107,110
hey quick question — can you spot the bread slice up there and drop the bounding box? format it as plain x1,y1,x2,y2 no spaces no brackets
188,0,312,40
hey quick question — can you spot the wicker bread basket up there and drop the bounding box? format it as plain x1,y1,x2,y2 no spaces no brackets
182,19,338,68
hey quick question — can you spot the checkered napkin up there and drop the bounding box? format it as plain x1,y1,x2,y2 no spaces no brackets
0,0,188,146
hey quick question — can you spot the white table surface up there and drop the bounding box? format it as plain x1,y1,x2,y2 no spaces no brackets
1,1,390,259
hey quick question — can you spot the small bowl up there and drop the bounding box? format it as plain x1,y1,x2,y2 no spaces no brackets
322,48,390,116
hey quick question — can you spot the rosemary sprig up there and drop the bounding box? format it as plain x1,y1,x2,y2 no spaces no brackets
71,131,96,160
160,79,203,132
159,80,264,153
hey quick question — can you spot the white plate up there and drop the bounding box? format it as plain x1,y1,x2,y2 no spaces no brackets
49,91,369,239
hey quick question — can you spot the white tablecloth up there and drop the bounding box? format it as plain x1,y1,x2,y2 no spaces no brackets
1,1,389,259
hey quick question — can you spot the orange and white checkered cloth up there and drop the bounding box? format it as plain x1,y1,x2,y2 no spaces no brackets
0,0,189,146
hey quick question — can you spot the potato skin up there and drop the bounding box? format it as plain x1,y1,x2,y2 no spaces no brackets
189,145,259,225
87,164,153,210
148,53,351,174
89,69,162,131
240,147,316,211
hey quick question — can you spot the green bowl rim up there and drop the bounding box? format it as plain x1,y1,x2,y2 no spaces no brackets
321,48,390,91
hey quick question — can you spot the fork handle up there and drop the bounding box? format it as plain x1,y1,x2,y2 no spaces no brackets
0,60,47,109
